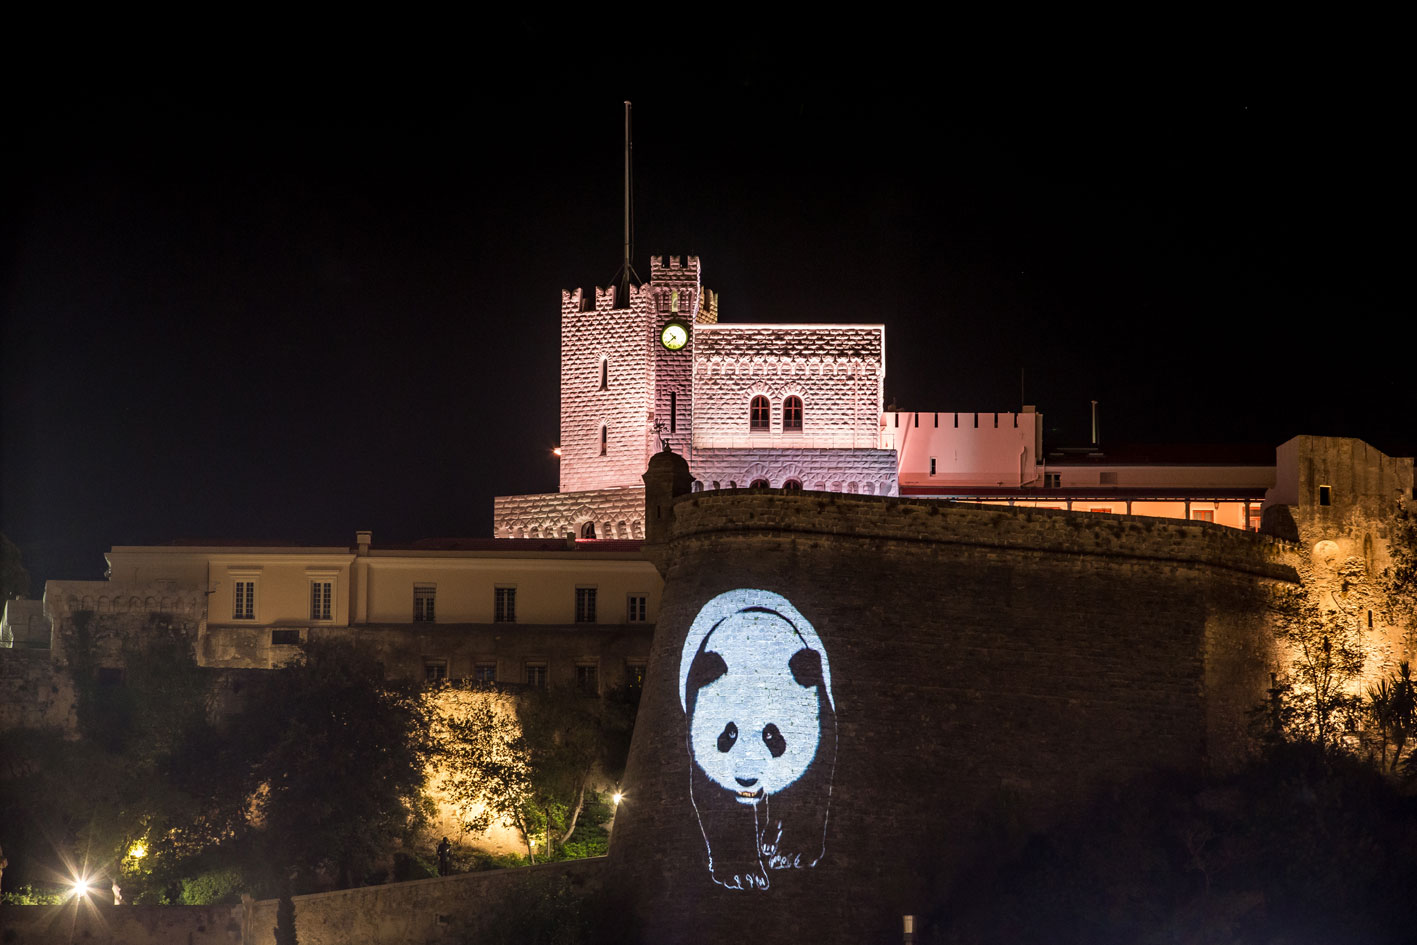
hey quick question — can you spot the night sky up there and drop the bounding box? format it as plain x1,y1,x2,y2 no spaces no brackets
3,32,1411,587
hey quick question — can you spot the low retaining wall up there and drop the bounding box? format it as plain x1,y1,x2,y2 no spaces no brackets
0,858,607,945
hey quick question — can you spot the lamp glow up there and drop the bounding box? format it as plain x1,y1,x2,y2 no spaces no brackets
128,842,147,859
70,877,91,899
612,791,624,806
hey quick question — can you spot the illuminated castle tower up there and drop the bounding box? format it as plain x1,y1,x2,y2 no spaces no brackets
493,256,899,540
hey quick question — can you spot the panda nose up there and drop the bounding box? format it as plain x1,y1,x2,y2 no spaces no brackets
735,777,758,787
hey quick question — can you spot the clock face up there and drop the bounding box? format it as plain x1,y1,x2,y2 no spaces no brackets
661,321,689,351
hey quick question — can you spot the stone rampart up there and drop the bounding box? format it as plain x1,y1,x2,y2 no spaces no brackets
609,485,1296,943
242,857,606,945
0,903,241,945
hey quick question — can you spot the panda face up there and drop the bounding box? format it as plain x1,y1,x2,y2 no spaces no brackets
688,609,822,804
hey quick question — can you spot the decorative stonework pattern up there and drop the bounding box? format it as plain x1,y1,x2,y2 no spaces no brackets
690,447,899,495
693,325,884,445
493,487,646,539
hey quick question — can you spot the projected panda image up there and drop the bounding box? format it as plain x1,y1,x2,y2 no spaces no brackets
679,589,837,891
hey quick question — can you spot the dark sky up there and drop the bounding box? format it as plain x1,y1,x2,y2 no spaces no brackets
3,31,1411,587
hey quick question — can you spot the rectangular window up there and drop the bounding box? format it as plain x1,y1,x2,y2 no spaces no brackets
1248,505,1264,531
495,586,516,623
414,584,436,622
474,663,497,685
1319,484,1332,506
1191,509,1215,523
526,662,547,689
425,660,448,682
929,457,936,476
627,593,648,623
626,662,647,689
670,391,677,433
1044,472,1061,489
576,663,599,696
271,629,301,646
575,587,597,623
233,581,256,620
310,581,333,621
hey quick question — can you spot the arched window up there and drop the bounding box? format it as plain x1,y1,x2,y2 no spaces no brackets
692,480,703,492
784,479,802,491
750,478,769,489
728,480,738,489
600,425,607,456
711,481,721,490
782,395,803,432
750,395,770,432
580,522,597,539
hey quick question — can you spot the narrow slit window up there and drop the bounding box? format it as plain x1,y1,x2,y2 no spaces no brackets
1319,484,1332,506
670,391,677,433
599,358,607,390
600,426,607,456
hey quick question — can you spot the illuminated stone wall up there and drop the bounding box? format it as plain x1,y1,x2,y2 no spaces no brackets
1265,435,1416,685
691,324,885,447
609,472,1293,942
559,283,653,494
689,446,898,495
493,486,646,538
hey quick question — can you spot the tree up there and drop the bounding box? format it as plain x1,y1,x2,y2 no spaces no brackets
519,686,608,856
1367,661,1415,772
235,638,432,892
1270,585,1366,754
0,532,30,603
1380,506,1417,643
433,687,537,862
0,614,243,902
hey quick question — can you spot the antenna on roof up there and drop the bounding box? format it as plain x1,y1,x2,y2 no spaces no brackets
609,101,642,302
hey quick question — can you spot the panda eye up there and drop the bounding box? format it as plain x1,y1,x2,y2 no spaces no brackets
717,721,738,753
762,723,786,758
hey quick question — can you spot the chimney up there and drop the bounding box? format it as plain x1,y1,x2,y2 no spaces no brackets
356,530,372,555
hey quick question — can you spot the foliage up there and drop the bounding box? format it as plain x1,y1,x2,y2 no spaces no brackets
1366,661,1416,773
0,618,243,903
234,638,433,893
274,887,298,945
434,683,637,865
1,884,65,905
1268,584,1366,753
1380,506,1417,640
0,531,30,602
179,866,243,905
463,876,595,945
929,747,1417,945
433,687,537,861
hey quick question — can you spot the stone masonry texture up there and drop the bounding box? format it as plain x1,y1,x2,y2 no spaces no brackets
608,487,1295,943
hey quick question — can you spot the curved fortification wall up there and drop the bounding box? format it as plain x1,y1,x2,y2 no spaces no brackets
609,454,1297,943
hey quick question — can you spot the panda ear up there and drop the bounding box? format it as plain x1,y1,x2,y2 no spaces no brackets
788,648,823,689
686,648,729,713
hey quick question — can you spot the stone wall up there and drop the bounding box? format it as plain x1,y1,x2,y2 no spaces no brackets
1268,436,1417,684
0,860,606,945
0,647,75,730
608,484,1294,943
0,903,241,945
560,282,653,494
241,857,606,945
690,446,899,496
493,486,646,539
692,324,884,447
